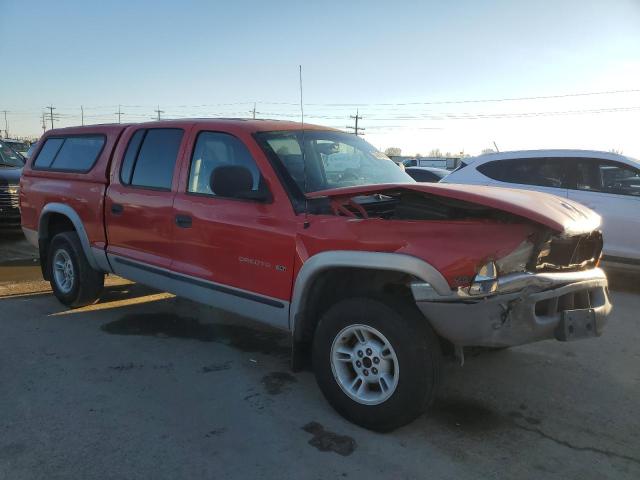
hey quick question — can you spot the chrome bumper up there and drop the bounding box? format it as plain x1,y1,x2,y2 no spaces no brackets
412,268,611,347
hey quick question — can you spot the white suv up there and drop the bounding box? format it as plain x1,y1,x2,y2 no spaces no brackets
443,149,640,269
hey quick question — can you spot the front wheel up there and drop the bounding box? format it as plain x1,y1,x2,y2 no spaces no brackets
48,231,104,308
312,296,442,432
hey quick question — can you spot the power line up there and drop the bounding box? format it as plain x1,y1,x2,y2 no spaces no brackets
3,87,639,115
288,88,640,107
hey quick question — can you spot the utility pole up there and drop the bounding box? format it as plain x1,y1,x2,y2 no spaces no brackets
252,103,256,119
115,104,123,123
346,109,364,136
81,105,84,126
1,110,8,138
47,105,56,129
41,112,47,134
154,105,164,121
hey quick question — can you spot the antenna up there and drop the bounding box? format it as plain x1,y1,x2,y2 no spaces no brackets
299,65,310,229
493,141,500,153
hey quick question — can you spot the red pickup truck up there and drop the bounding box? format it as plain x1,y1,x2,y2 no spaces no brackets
20,119,611,431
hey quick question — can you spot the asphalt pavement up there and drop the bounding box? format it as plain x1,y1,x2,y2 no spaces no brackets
1,232,639,479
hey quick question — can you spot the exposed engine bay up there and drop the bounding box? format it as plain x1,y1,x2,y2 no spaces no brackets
314,190,603,274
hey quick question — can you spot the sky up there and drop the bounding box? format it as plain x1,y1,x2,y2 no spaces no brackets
1,0,639,157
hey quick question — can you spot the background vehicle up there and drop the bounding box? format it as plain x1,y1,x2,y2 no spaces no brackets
1,139,30,158
443,149,640,270
399,156,462,170
20,121,610,431
0,140,24,228
405,166,449,182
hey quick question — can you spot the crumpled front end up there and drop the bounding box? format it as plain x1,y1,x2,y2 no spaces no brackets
412,268,611,347
307,181,613,347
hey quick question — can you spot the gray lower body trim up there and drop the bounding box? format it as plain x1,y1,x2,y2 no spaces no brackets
22,227,39,248
39,203,100,271
91,247,113,273
108,254,290,331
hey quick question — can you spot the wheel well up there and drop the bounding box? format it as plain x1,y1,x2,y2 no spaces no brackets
39,213,76,280
290,267,454,371
294,267,414,346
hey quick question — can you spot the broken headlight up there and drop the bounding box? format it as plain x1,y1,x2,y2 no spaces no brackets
468,261,498,296
495,239,534,275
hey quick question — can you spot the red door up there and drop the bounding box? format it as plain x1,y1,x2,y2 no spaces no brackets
170,128,297,326
105,125,190,270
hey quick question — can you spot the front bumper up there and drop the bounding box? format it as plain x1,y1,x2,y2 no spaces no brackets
412,268,611,347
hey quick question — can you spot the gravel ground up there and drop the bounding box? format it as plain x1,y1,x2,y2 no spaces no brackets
0,232,639,479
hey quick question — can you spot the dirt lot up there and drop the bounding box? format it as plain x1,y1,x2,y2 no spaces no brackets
1,231,639,479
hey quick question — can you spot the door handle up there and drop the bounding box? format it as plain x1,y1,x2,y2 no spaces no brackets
111,203,124,215
175,214,192,228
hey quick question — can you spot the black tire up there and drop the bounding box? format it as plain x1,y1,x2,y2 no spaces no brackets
48,231,104,308
312,296,442,432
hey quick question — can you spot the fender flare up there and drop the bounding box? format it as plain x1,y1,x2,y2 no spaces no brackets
289,250,451,335
38,203,100,271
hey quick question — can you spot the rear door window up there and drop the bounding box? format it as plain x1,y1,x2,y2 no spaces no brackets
121,128,184,190
32,136,104,171
478,158,569,188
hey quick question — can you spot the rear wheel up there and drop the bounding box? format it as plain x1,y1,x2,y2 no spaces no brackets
312,296,442,432
48,232,104,307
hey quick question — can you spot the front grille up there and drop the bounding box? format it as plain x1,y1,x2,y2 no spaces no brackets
534,286,607,317
534,230,603,272
0,185,20,209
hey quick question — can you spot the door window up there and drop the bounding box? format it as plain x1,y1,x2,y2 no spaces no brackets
120,128,184,190
187,132,261,196
575,159,640,197
478,158,569,188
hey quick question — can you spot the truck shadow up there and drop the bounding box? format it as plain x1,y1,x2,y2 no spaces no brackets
101,310,291,360
606,269,640,294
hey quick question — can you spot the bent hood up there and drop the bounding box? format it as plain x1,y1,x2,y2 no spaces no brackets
307,183,600,235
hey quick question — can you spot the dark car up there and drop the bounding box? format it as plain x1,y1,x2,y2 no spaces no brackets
0,140,24,227
405,166,449,182
2,139,30,158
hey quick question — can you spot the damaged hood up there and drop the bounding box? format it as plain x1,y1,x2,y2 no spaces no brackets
307,183,600,235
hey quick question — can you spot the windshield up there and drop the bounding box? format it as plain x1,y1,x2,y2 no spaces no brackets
0,142,25,167
6,141,29,153
257,130,414,194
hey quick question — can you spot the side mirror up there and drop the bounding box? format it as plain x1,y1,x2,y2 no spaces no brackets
209,165,271,202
